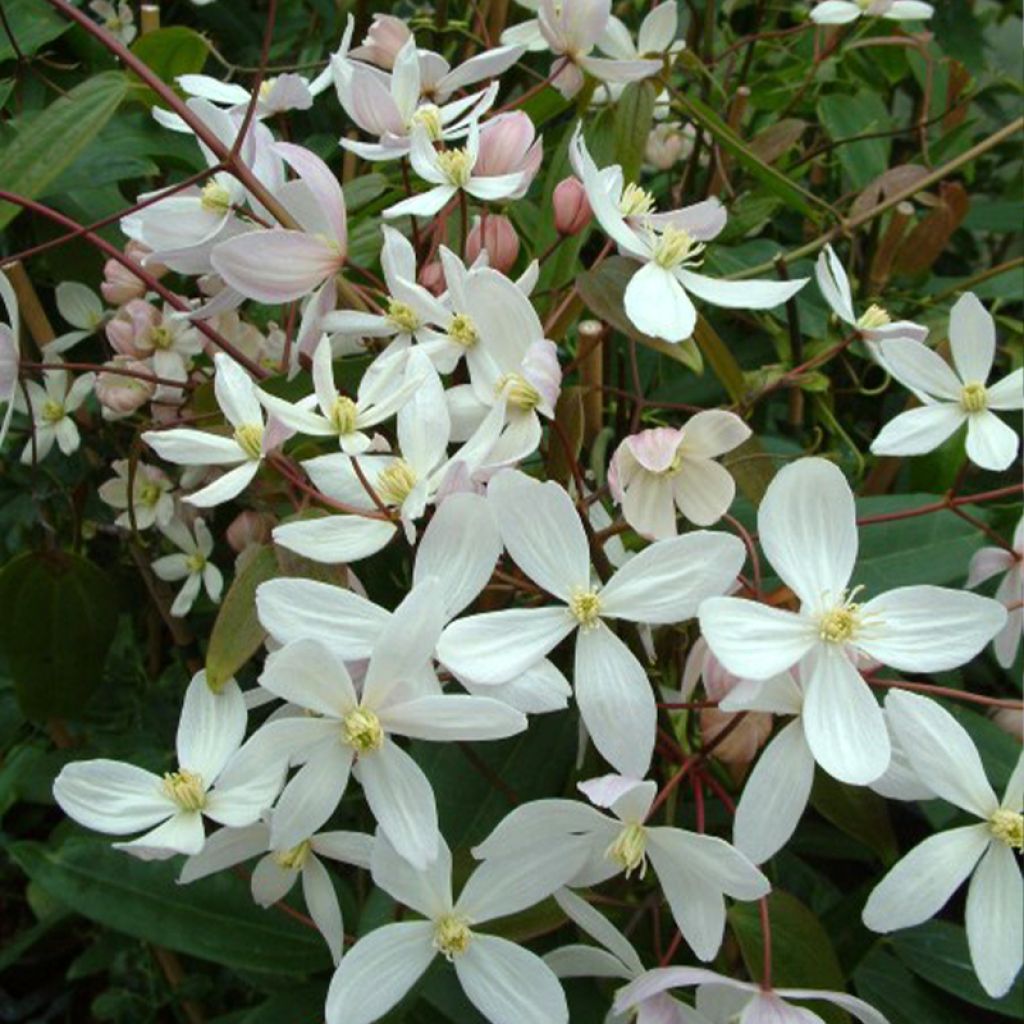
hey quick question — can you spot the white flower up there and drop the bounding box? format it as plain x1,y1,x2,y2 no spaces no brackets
19,366,94,464
698,457,1007,785
326,831,572,1024
615,965,890,1024
473,774,770,961
862,690,1023,999
383,121,526,220
810,0,933,25
250,579,525,867
99,460,175,531
152,518,223,617
47,282,107,356
89,0,136,44
572,131,807,343
144,353,272,508
871,294,1023,472
52,672,285,859
608,411,752,539
180,821,373,964
967,516,1023,668
176,72,318,119
437,469,745,777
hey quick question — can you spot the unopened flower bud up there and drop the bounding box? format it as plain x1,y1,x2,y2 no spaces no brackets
106,299,158,357
349,14,411,69
226,509,274,554
418,261,445,296
466,215,520,273
553,177,592,236
95,358,155,419
645,122,693,171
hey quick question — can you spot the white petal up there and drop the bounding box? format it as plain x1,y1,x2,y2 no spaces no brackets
734,720,815,864
259,639,357,717
251,854,298,906
53,760,170,835
211,230,340,303
672,458,737,527
814,246,855,324
648,828,770,901
859,585,1006,672
271,515,397,566
965,410,1020,472
488,471,590,600
600,530,745,623
884,689,999,817
885,0,934,17
384,185,457,219
624,262,697,343
56,281,103,330
303,855,344,964
379,694,526,742
544,944,629,980
554,887,644,976
371,830,452,918
179,822,269,883
114,811,205,859
949,292,995,385
698,598,816,679
575,625,656,779
437,606,576,684
471,799,613,861
186,461,261,509
966,840,1024,999
143,428,245,466
176,674,246,781
455,934,569,1024
810,0,863,23
986,368,1024,411
876,339,963,401
802,648,890,785
325,922,436,1024
757,457,857,611
871,404,966,457
862,825,990,932
676,268,807,310
357,739,439,869
270,743,354,850
311,830,374,869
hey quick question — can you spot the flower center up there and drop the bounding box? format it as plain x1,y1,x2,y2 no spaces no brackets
433,914,472,960
856,304,890,330
233,423,264,460
139,480,162,507
150,325,174,350
496,373,541,411
329,395,359,435
651,226,706,270
448,313,479,348
376,458,418,506
258,76,278,100
41,399,65,424
619,183,656,218
960,381,988,414
387,299,421,333
185,551,207,574
272,839,311,870
162,769,206,811
605,823,648,879
341,707,384,753
569,587,602,629
989,809,1023,850
412,104,444,141
436,148,473,188
818,597,862,644
201,180,232,213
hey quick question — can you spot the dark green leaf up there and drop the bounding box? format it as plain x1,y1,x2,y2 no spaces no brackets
130,27,209,88
0,0,70,63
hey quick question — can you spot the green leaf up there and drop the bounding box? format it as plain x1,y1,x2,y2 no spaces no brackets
854,946,959,1024
0,550,120,720
729,891,849,1024
237,984,328,1024
891,921,1024,1016
9,837,331,975
810,771,898,865
817,93,893,190
613,81,657,184
130,27,210,88
205,545,279,693
0,72,129,230
0,0,70,63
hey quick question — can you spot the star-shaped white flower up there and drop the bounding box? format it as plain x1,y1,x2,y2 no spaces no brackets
151,517,223,617
967,516,1023,669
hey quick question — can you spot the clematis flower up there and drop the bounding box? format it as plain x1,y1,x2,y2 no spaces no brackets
95,357,157,420
545,887,692,1024
143,353,274,508
100,459,175,531
53,672,286,860
573,131,807,342
46,282,107,356
248,580,526,867
871,294,1023,472
211,142,347,304
89,0,135,43
152,517,223,617
615,966,890,1024
473,774,770,961
176,72,319,118
698,457,1007,785
608,411,751,539
863,690,1023,999
326,831,574,1024
599,2,684,62
810,0,933,25
474,112,543,198
257,338,428,455
437,469,745,778
502,0,662,99
967,516,1023,668
0,270,19,448
383,121,527,220
180,821,373,964
19,366,94,464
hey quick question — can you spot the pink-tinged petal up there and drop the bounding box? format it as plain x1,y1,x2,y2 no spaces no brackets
802,647,890,785
871,403,966,457
965,410,1020,472
877,339,963,400
699,598,817,679
967,546,1015,588
625,262,696,342
577,55,663,83
624,427,684,473
332,60,405,136
615,967,751,1015
438,44,526,97
775,989,893,1024
757,457,858,611
211,230,342,303
646,198,727,242
273,142,347,247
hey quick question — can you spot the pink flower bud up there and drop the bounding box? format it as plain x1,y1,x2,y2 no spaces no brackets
553,177,592,236
466,215,520,273
645,122,695,171
226,509,274,554
991,708,1024,743
699,707,774,766
349,14,412,69
100,259,146,305
106,299,158,357
418,261,445,295
95,358,155,419
476,113,542,195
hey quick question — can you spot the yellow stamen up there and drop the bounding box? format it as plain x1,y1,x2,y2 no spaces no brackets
162,769,206,811
150,325,173,350
569,587,602,629
436,148,473,188
41,399,65,424
651,226,705,270
433,914,472,960
341,707,384,753
329,395,359,435
960,381,988,414
412,104,444,141
605,823,648,878
619,183,657,218
496,373,541,411
185,551,207,574
387,299,421,333
201,180,232,214
856,304,891,330
234,423,264,460
448,313,479,349
990,809,1023,850
272,839,312,870
376,459,418,506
